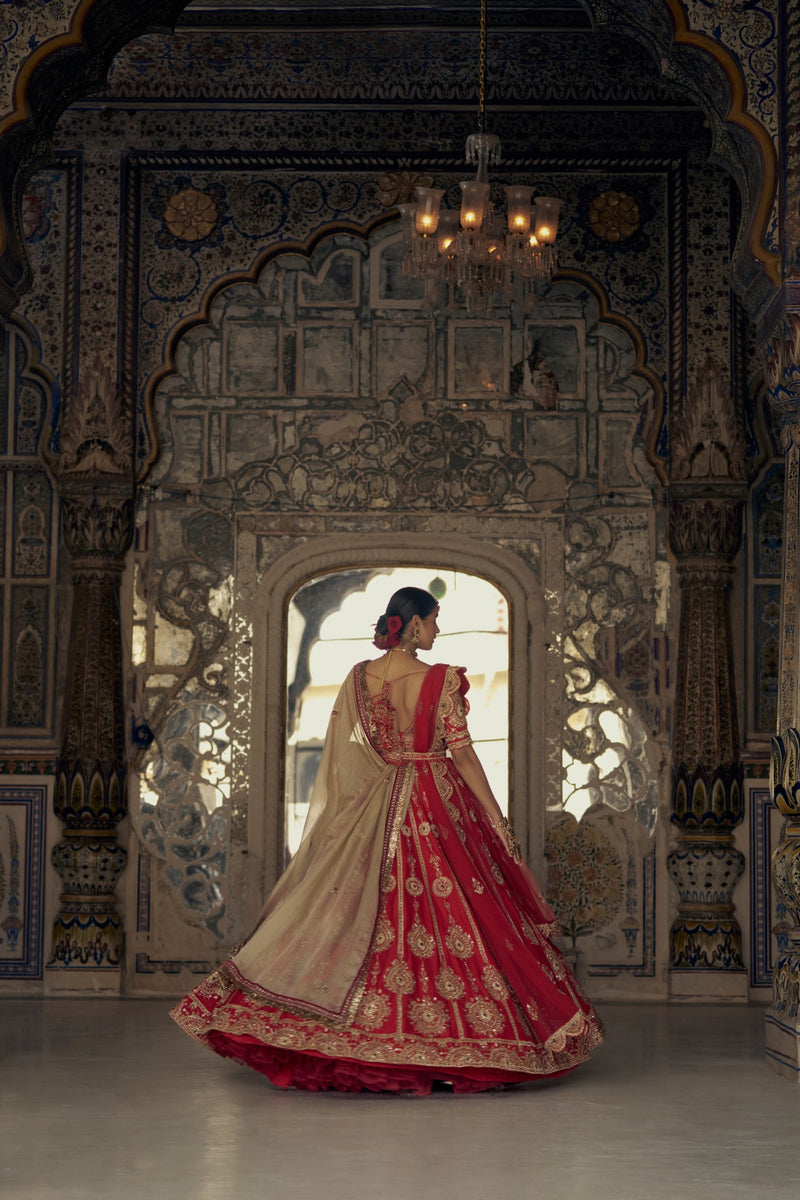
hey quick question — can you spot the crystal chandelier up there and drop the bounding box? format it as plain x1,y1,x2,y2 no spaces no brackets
399,0,561,319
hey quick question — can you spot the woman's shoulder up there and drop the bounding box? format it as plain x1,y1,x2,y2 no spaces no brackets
433,663,470,696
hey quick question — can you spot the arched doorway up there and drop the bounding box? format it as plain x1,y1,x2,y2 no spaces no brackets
285,567,510,858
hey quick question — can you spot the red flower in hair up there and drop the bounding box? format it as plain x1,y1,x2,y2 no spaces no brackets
373,613,404,650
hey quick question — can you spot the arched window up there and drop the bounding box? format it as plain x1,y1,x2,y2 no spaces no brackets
285,568,509,857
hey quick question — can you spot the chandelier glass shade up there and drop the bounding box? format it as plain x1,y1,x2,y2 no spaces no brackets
398,2,561,318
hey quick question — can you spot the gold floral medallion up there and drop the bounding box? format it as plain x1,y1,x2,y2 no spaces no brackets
409,997,449,1036
163,187,219,242
465,997,506,1036
588,189,640,243
356,993,391,1030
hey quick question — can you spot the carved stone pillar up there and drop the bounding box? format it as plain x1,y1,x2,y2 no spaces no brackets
667,355,748,999
45,360,134,992
764,321,800,1073
760,0,800,1076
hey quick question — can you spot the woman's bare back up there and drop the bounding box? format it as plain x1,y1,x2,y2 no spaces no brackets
364,652,430,733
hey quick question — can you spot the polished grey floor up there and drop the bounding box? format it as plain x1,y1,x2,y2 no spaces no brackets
1,999,798,1200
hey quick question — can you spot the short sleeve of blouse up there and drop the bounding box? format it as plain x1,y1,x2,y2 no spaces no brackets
441,666,472,751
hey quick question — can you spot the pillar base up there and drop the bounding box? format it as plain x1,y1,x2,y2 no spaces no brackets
669,969,748,1002
765,936,800,1078
765,1012,800,1079
44,966,122,995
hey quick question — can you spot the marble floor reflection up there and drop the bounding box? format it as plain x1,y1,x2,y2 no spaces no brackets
1,999,797,1200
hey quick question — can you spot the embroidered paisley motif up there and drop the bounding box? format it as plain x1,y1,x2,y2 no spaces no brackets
465,997,506,1036
384,958,415,994
371,916,395,953
471,877,485,894
544,943,567,979
482,964,509,1001
520,916,538,944
435,966,466,1000
409,997,449,1036
445,922,475,959
407,922,436,958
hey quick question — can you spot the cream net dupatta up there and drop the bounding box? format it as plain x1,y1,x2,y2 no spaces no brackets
230,667,410,1025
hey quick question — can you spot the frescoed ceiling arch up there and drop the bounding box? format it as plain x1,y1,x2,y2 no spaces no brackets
0,0,781,318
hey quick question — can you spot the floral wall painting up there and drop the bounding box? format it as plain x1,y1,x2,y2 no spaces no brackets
545,816,625,948
543,809,654,975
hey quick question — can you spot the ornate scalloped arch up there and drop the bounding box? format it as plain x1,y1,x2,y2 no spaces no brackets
140,222,666,486
0,0,780,316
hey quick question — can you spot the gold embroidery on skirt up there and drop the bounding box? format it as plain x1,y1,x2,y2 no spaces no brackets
355,993,391,1030
435,965,466,1000
471,877,485,894
544,942,567,979
465,997,506,1036
445,921,475,959
371,916,395,953
405,876,424,896
432,876,453,898
384,958,415,994
409,997,449,1036
407,922,436,957
545,1011,588,1051
482,964,509,1001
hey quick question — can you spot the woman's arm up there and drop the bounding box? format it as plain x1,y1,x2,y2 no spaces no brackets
449,743,521,860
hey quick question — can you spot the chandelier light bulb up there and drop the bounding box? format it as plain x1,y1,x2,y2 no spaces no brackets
533,197,561,245
459,180,489,229
506,185,533,234
413,186,444,236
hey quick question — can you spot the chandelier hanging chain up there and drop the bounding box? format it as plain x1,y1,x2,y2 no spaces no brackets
478,0,487,134
397,0,562,317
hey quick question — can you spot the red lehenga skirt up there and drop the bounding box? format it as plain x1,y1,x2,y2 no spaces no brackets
171,753,604,1095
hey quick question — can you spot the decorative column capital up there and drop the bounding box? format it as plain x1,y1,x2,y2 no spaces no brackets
46,353,135,571
667,488,746,571
55,477,135,574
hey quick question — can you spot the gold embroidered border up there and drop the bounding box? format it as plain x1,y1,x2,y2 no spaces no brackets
171,977,604,1078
